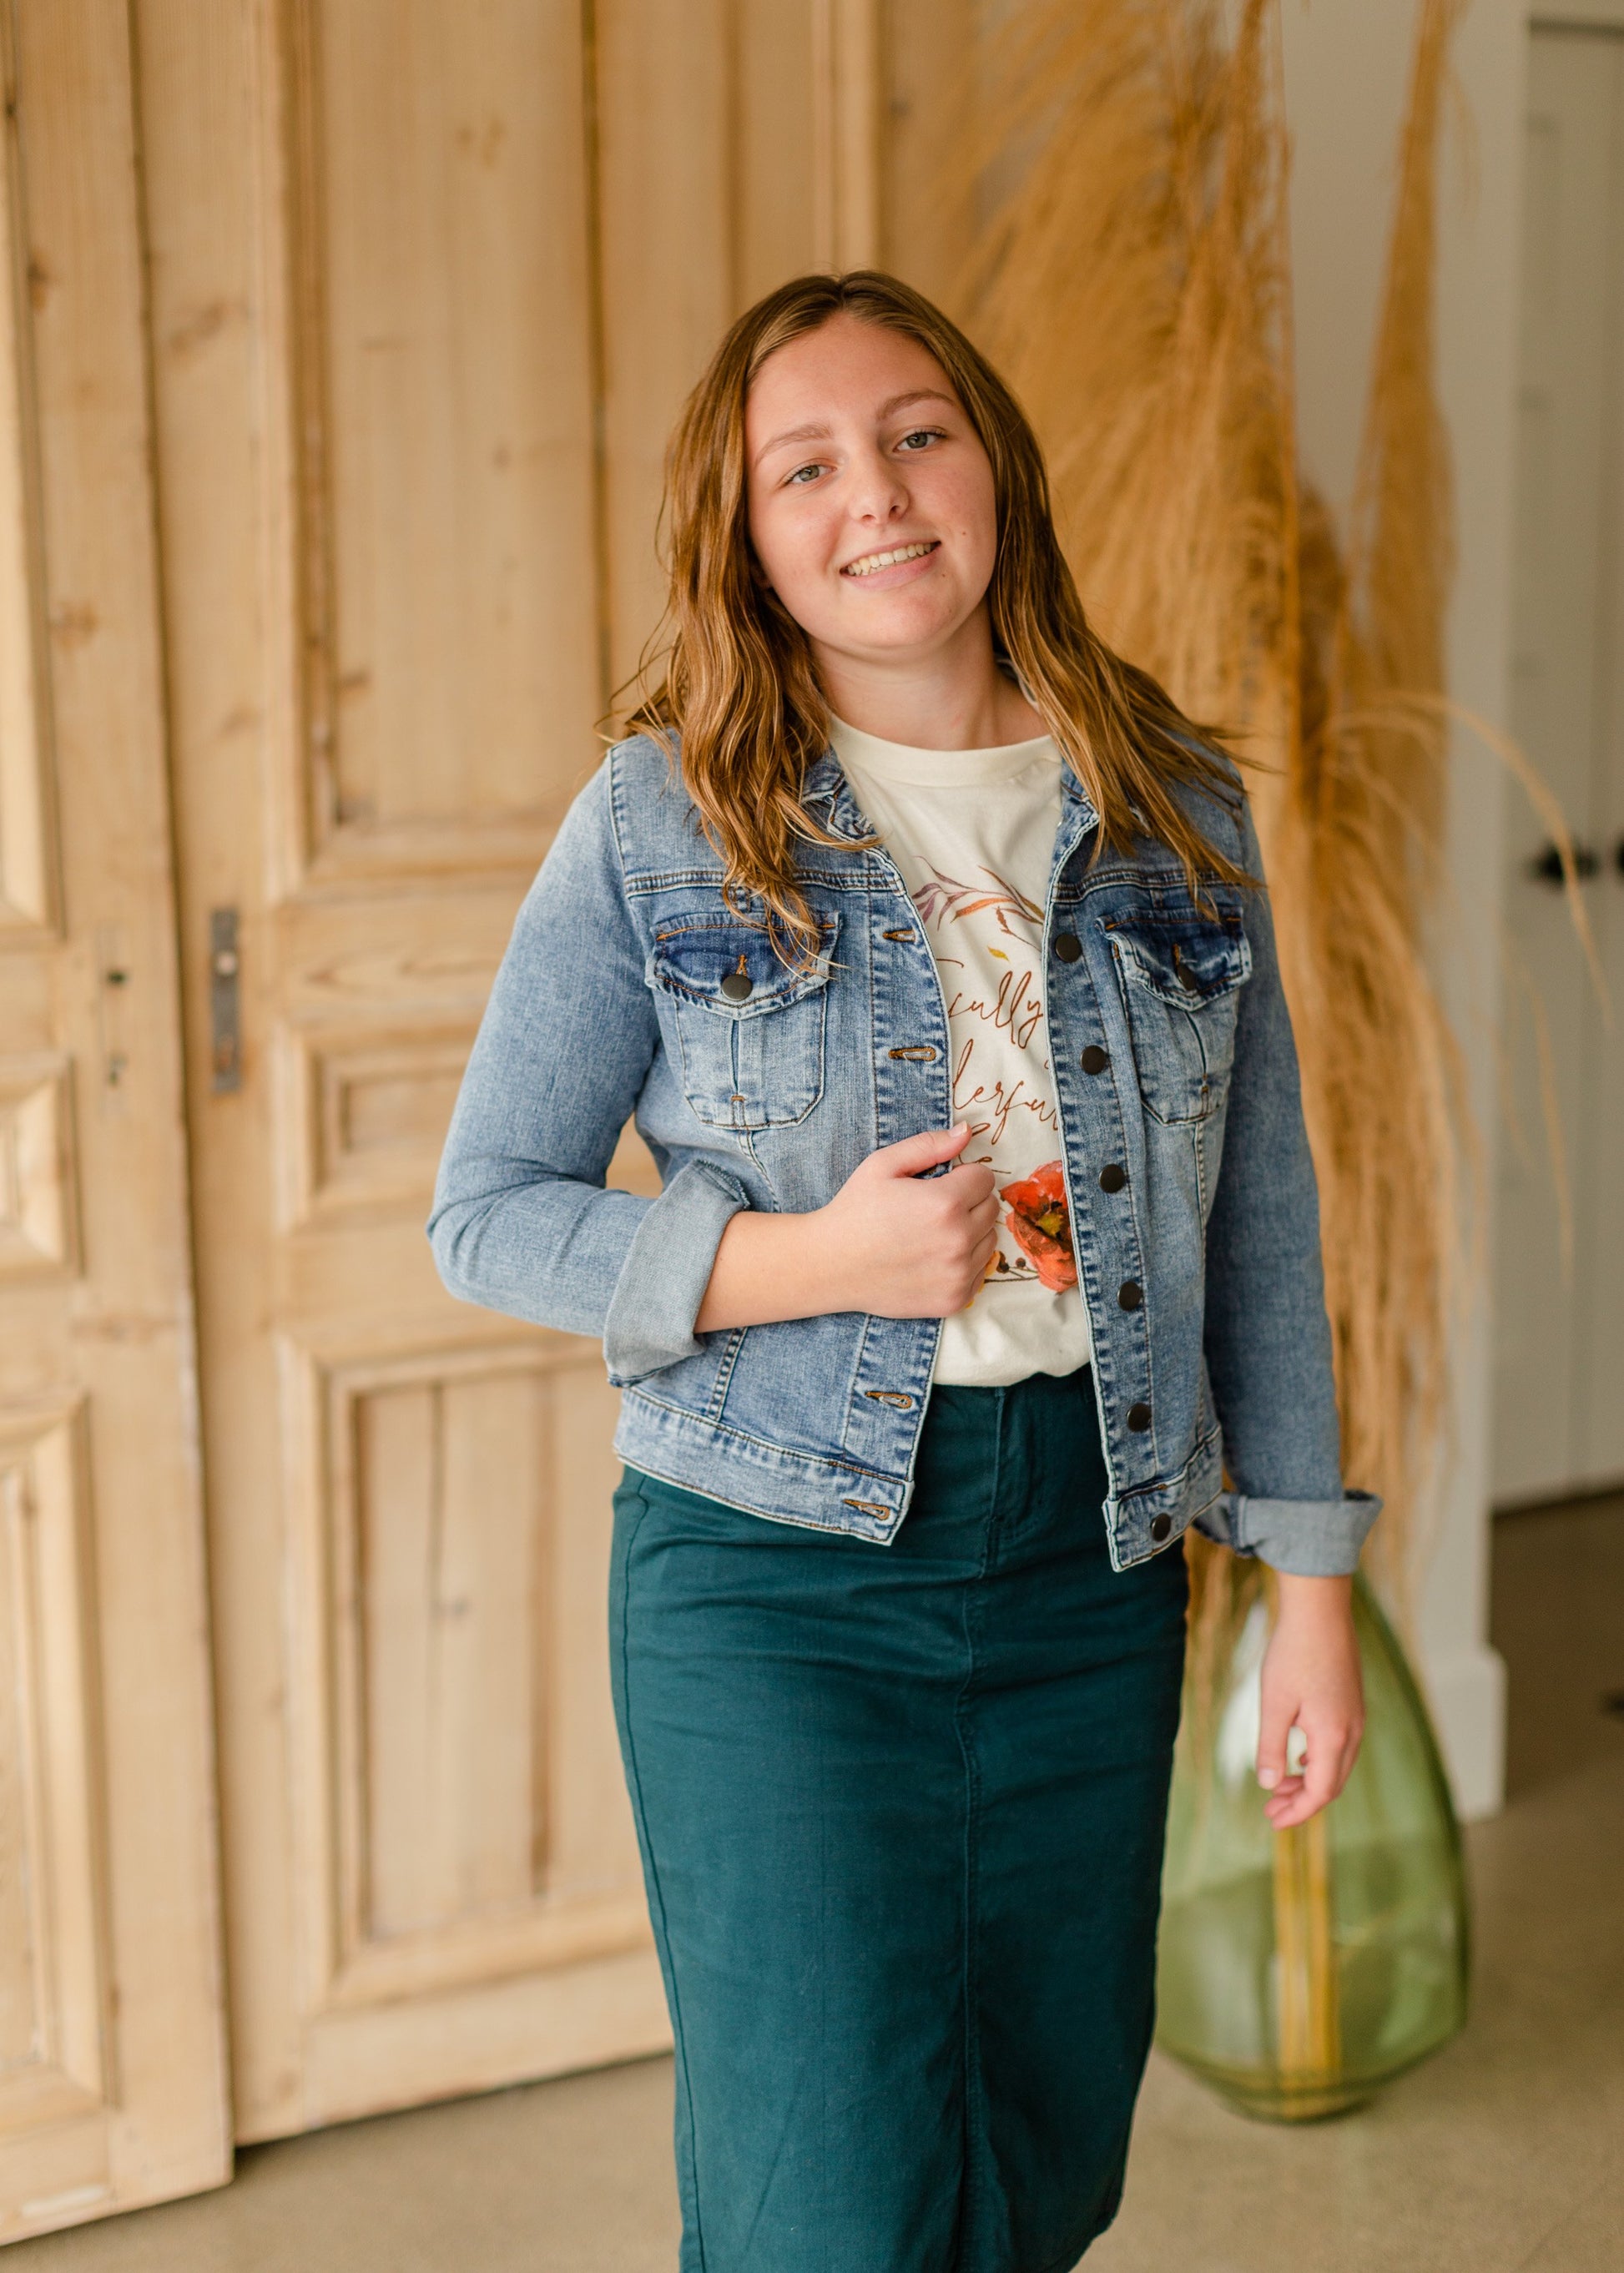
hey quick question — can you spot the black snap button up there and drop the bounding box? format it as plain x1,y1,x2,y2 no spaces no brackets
1098,1162,1126,1193
1081,1045,1109,1075
719,970,753,1001
1117,1280,1143,1311
1150,1513,1173,1543
1127,1401,1152,1433
1053,931,1082,962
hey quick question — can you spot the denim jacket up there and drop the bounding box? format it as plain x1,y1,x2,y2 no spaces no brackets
427,733,1379,1575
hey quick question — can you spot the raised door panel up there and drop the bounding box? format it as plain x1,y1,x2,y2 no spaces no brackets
140,0,885,2140
280,0,601,884
0,0,228,2240
296,1339,639,1981
0,1404,104,2139
593,0,885,692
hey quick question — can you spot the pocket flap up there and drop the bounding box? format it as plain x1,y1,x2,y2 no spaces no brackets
1107,914,1250,1008
649,911,839,1017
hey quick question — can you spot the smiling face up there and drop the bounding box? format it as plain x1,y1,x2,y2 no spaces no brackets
744,313,1002,685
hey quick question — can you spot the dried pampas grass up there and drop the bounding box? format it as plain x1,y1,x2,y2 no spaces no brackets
967,0,1475,1661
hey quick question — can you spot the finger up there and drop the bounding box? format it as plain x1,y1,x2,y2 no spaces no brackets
1334,1721,1364,1798
1268,1774,1332,1827
1263,1746,1319,1822
878,1123,972,1178
956,1239,1001,1308
1299,1731,1342,1817
1255,1694,1296,1795
1266,1787,1314,1828
1266,1726,1349,1825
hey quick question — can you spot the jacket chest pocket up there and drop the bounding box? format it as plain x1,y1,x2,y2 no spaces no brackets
1105,908,1251,1126
649,912,839,1132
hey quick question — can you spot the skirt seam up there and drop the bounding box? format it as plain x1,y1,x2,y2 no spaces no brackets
950,1396,1004,2270
613,1482,712,2273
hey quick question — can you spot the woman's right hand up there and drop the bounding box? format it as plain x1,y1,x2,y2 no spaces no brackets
692,1122,999,1334
817,1122,999,1318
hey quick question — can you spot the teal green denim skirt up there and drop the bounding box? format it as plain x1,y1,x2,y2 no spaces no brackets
610,1364,1188,2273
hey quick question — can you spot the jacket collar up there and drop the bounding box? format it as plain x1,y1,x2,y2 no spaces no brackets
799,742,1100,844
798,746,863,839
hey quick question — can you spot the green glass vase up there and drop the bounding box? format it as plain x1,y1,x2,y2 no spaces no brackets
1155,1571,1470,2120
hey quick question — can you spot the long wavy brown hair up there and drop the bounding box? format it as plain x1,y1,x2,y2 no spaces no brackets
626,270,1251,964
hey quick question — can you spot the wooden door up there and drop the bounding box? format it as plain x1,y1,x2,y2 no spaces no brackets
1495,23,1624,1506
133,0,941,2142
0,2,229,2240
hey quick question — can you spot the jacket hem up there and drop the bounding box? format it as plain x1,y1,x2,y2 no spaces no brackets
614,1388,910,1541
1104,1424,1228,1571
617,1390,1241,1560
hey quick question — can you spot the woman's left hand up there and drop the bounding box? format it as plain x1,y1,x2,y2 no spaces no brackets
1255,1572,1365,1828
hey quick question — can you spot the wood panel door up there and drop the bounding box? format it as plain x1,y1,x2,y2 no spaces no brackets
0,1,229,2240
134,0,894,2141
1495,23,1624,1506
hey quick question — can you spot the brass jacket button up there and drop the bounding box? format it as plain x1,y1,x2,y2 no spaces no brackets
1098,1162,1126,1193
1118,1281,1143,1311
1053,931,1082,962
719,970,753,1001
1150,1513,1173,1542
1081,1045,1109,1074
1127,1401,1152,1432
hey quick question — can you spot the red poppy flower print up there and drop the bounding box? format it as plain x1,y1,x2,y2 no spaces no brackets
1001,1161,1077,1292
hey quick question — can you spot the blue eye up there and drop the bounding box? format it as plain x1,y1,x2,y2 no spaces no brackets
786,462,823,486
898,428,944,452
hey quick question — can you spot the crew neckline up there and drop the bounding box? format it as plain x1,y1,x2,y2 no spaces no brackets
829,713,1059,789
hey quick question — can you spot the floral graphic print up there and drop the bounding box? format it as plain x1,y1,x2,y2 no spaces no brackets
909,860,1077,1297
830,718,1092,1375
999,1162,1077,1292
910,864,1043,940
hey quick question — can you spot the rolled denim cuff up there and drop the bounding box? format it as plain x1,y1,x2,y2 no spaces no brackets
1194,1488,1382,1576
603,1158,752,1385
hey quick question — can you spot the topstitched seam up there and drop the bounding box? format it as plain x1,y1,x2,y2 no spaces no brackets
613,1485,711,2273
948,1393,1004,2272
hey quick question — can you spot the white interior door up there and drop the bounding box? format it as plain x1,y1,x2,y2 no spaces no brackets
1494,23,1624,1505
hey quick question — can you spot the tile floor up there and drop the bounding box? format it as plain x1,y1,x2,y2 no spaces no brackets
13,1491,1623,2273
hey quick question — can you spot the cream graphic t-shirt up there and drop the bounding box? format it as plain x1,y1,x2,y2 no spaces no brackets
830,715,1093,1388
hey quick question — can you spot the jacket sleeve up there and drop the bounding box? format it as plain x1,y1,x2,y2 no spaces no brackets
1193,790,1382,1577
426,757,750,1384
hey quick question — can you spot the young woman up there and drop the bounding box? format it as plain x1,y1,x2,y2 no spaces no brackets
429,271,1378,2272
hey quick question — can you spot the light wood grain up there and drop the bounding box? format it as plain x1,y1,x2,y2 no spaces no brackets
134,0,894,2163
0,0,229,2241
0,0,976,2235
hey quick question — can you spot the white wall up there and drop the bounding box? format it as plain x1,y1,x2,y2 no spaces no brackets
1280,0,1528,1819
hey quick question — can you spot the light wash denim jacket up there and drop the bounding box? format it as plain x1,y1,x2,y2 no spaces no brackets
428,733,1379,1575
